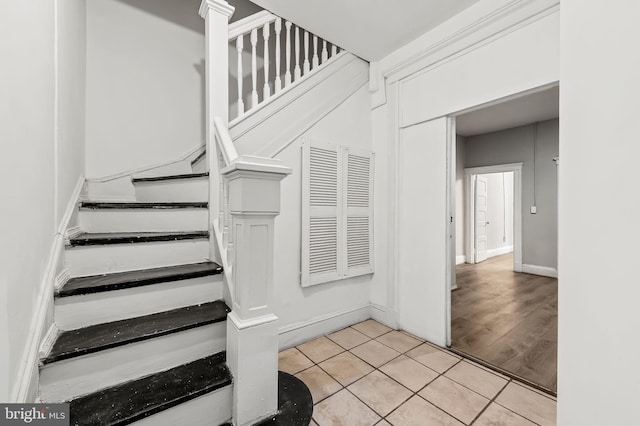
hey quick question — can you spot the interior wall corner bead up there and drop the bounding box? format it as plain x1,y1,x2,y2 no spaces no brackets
301,138,374,287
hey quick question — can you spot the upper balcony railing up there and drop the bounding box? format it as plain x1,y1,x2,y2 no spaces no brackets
228,11,343,122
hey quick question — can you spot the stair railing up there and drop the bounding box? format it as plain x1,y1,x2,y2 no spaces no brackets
228,11,343,122
200,2,292,425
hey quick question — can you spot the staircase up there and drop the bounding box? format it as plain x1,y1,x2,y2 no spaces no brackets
35,0,342,423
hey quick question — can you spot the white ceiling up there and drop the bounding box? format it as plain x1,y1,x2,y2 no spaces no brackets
248,0,482,61
456,86,560,137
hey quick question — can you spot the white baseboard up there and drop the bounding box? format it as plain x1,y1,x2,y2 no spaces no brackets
11,175,84,402
522,264,557,278
370,304,398,329
455,255,466,265
487,245,514,259
278,304,371,350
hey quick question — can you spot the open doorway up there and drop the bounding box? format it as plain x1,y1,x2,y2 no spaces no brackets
448,86,559,394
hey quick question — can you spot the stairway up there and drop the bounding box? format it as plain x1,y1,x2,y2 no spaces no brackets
39,170,235,425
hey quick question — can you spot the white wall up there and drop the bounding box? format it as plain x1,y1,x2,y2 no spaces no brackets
371,2,559,345
482,172,514,255
273,85,377,339
85,0,206,178
465,120,558,269
0,0,86,401
558,1,640,424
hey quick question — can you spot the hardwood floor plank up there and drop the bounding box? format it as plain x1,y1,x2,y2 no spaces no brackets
451,253,557,391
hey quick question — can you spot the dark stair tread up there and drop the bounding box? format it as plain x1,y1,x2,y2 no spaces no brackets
253,372,313,426
191,151,206,166
80,201,207,210
56,262,223,298
69,352,231,425
68,231,208,247
43,301,230,365
132,172,208,183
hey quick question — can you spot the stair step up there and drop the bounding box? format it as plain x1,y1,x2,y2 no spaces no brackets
132,172,208,183
56,262,222,298
43,301,230,365
68,352,231,425
80,201,207,209
253,372,313,426
68,231,208,247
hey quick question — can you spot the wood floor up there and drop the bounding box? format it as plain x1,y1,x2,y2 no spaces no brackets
451,253,557,392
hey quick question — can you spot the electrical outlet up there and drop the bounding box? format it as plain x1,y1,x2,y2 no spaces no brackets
530,206,537,214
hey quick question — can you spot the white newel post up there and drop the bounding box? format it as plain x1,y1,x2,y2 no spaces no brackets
223,157,291,426
199,0,234,262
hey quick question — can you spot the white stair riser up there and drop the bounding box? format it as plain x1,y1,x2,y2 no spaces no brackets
79,209,208,233
131,386,232,426
134,179,208,202
39,322,226,402
66,239,209,277
55,275,224,330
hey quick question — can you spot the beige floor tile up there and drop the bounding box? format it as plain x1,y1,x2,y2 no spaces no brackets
386,395,464,426
320,351,374,386
444,360,508,399
406,343,460,373
310,420,319,426
348,371,412,417
351,320,392,338
327,327,371,350
474,403,537,426
297,336,344,363
296,366,342,404
379,355,438,392
376,421,391,426
495,382,557,426
376,330,422,353
399,330,425,342
278,347,314,375
351,340,400,367
418,376,489,424
313,389,381,426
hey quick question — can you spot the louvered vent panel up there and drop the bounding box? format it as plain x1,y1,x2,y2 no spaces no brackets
310,217,338,274
347,154,370,208
347,216,369,268
310,147,338,207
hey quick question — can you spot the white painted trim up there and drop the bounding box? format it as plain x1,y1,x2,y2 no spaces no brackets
455,255,466,265
445,116,456,346
86,145,205,183
487,245,514,258
278,304,371,349
38,324,58,360
522,264,557,278
64,226,82,244
198,0,235,19
370,304,398,329
54,269,70,291
11,175,84,402
464,163,523,272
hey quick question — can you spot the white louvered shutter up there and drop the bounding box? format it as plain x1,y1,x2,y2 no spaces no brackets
344,148,374,277
301,140,343,286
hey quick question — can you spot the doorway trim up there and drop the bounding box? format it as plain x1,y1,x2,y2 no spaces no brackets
464,163,523,272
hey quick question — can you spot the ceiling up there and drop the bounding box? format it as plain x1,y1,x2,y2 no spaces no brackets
456,86,560,137
248,0,482,61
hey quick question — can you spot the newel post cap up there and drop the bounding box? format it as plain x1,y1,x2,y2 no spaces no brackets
199,0,235,20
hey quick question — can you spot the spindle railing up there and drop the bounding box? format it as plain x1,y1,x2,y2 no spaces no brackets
229,11,343,121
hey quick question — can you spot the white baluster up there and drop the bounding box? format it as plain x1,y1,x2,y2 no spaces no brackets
331,44,337,57
322,39,328,63
263,23,270,101
312,35,319,68
284,21,292,87
250,28,258,108
294,26,301,80
236,36,244,117
303,31,310,74
274,18,282,93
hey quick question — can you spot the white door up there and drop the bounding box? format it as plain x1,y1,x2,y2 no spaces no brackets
475,175,489,263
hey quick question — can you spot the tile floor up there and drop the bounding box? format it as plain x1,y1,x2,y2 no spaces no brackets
279,320,556,426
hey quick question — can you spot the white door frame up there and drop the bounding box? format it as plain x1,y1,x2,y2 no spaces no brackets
464,163,523,272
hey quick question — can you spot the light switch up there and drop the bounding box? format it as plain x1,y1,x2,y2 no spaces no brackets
530,206,537,214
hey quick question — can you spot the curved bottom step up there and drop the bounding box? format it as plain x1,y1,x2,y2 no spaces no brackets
253,371,313,426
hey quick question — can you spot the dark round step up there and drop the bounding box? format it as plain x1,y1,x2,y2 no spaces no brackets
253,371,313,426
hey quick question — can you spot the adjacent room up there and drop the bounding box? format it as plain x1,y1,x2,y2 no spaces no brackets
451,86,559,393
